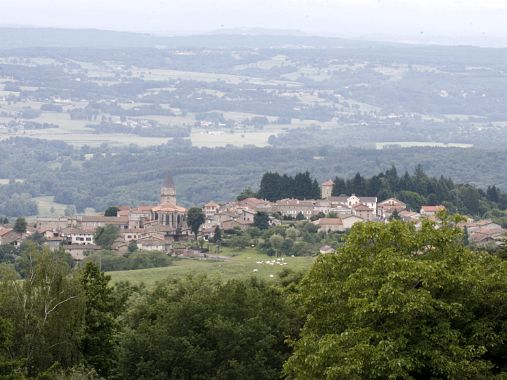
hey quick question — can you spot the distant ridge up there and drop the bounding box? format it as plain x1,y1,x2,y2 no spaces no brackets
0,26,410,50
208,27,306,36
0,26,503,50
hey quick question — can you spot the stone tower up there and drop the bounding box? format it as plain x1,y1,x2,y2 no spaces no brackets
160,171,177,205
321,179,334,199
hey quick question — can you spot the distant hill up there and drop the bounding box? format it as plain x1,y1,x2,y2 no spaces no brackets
0,26,404,50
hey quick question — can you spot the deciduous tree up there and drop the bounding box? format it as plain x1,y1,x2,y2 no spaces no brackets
285,219,507,379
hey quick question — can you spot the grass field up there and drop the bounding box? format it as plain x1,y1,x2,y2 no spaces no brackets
108,248,315,287
32,196,68,216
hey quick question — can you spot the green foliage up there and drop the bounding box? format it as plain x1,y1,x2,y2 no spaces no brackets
127,240,138,253
83,250,173,272
80,262,122,377
253,212,269,230
237,187,258,201
0,243,85,377
327,165,507,218
212,226,222,243
13,218,26,233
187,207,205,239
258,171,320,201
285,220,507,379
104,206,119,217
93,225,119,250
117,276,301,380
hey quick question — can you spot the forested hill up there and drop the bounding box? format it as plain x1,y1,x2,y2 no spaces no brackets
253,167,507,222
1,138,507,218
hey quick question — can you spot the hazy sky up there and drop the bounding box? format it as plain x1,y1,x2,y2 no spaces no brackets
2,0,507,43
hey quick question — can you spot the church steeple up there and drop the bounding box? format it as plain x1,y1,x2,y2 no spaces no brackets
160,171,177,205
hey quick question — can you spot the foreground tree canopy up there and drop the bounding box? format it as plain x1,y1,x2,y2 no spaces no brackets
284,217,507,379
118,276,301,380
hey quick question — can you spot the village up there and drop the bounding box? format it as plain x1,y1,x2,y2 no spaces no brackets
0,171,505,261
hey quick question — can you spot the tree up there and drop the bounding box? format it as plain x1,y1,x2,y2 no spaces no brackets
0,244,84,376
389,209,401,221
213,226,222,243
284,219,507,379
254,212,270,230
236,188,258,201
94,225,119,250
13,218,27,233
269,234,284,257
295,212,305,220
117,276,300,380
127,240,138,253
104,206,119,217
80,262,122,377
187,207,205,240
64,205,76,217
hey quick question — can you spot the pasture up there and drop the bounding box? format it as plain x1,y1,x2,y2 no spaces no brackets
108,248,315,287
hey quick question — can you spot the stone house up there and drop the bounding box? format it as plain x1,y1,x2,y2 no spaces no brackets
420,205,445,216
377,198,407,219
313,218,344,233
204,201,220,218
341,215,365,230
352,204,375,221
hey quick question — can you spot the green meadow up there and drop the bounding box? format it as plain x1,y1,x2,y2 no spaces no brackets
108,248,315,287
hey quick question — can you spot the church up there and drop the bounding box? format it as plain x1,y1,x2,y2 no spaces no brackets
150,171,187,230
126,171,188,236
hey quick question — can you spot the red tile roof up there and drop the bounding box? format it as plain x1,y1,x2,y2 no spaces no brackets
421,205,445,213
151,203,186,213
315,218,343,225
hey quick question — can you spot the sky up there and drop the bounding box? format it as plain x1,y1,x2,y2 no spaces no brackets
2,0,507,45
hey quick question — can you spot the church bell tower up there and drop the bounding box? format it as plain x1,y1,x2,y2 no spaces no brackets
160,171,177,205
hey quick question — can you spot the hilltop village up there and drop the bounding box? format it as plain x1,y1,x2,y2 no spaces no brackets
0,171,505,260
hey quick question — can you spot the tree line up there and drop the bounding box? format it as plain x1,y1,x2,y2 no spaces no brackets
331,165,507,217
245,166,507,223
256,171,321,201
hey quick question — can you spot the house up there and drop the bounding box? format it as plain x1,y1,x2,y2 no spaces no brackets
274,199,316,219
204,201,220,218
319,245,335,254
74,215,130,230
328,194,377,212
238,198,272,213
377,198,407,219
352,204,375,221
420,205,445,216
36,217,70,230
44,236,64,251
137,237,170,252
469,228,506,247
464,220,502,233
37,228,61,240
61,228,95,245
0,228,25,246
241,209,256,224
341,215,365,230
127,205,152,229
313,218,344,233
122,229,143,242
399,210,420,222
321,180,334,199
64,244,100,261
0,227,13,245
